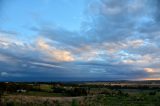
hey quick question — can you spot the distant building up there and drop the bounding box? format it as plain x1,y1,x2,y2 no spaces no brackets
17,89,27,93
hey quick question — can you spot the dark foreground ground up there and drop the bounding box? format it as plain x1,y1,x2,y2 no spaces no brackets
1,80,160,106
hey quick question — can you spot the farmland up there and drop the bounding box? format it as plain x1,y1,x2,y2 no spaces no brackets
1,80,160,106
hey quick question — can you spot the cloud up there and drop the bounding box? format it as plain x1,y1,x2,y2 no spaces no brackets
36,37,75,62
30,61,64,69
0,72,9,77
0,53,14,63
0,0,160,81
144,68,155,73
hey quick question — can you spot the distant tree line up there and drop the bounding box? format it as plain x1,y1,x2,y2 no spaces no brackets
0,82,33,93
52,86,89,96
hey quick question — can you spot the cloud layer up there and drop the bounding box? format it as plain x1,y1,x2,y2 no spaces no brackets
0,0,160,81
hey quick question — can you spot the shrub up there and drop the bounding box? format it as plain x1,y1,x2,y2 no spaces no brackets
71,99,79,106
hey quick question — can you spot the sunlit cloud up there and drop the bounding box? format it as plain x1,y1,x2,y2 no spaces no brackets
37,37,75,62
144,68,155,73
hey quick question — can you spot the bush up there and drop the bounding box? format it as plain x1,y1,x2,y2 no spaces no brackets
6,102,15,106
71,99,79,106
149,91,156,95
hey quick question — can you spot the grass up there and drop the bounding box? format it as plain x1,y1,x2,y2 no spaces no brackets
6,91,64,97
40,84,53,92
2,82,160,106
3,92,160,106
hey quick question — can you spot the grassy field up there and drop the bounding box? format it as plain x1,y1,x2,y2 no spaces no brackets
2,92,160,106
1,81,160,106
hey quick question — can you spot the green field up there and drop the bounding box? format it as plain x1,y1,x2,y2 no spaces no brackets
1,81,160,106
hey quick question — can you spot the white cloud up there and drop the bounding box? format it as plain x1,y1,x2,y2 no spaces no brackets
30,61,64,69
1,72,9,77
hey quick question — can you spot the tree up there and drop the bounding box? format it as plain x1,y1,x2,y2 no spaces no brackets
0,90,3,106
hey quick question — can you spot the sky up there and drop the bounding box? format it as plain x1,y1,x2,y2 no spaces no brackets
0,0,160,81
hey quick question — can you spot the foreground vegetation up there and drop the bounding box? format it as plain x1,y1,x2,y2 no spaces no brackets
1,81,160,106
